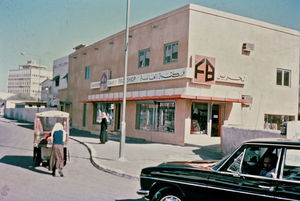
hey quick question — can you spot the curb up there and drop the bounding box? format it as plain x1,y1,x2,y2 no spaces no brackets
70,137,139,181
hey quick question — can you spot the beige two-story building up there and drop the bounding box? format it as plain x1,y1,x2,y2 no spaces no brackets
59,4,300,145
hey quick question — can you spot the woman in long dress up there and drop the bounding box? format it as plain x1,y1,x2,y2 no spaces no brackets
100,112,108,144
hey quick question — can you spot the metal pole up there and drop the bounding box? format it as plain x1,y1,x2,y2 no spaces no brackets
119,0,130,159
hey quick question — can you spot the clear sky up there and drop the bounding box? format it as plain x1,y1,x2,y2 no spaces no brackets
0,0,299,93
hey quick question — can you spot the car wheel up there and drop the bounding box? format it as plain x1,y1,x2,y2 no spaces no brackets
152,189,183,201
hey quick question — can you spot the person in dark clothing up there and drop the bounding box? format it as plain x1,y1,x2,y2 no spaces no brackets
100,112,108,144
259,154,278,178
49,123,66,177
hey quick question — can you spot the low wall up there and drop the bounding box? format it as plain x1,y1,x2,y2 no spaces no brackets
4,108,56,123
221,126,284,154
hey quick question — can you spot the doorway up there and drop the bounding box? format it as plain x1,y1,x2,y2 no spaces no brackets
191,102,223,137
114,103,121,131
211,104,221,137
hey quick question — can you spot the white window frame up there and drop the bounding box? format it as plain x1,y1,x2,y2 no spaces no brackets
276,68,291,87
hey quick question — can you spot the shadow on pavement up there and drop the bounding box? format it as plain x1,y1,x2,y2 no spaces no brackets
0,155,52,175
192,144,226,160
70,128,153,144
7,118,34,130
17,122,34,130
70,128,98,139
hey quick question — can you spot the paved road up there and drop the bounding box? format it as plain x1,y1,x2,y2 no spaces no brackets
0,120,145,201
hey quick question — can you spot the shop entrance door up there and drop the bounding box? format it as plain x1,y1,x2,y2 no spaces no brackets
211,104,221,137
114,103,121,131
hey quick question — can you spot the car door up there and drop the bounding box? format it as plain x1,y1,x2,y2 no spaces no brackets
276,147,300,200
208,146,248,200
240,173,278,200
212,144,282,200
239,145,281,200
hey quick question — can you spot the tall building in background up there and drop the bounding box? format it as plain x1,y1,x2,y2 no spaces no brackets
7,60,52,100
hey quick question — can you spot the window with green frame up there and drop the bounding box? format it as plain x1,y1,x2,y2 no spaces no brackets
276,69,290,87
138,48,150,68
85,66,90,80
82,103,86,127
164,42,178,64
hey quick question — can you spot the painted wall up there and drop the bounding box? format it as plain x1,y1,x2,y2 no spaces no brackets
67,5,190,135
188,4,300,130
222,126,283,154
4,107,56,123
62,4,299,145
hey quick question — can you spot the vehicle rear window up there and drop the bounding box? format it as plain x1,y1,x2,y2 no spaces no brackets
282,149,300,181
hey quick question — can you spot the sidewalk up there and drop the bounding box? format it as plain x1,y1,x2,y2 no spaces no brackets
70,129,225,179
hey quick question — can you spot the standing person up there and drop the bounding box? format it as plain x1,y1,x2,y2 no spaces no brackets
100,112,108,144
49,122,66,177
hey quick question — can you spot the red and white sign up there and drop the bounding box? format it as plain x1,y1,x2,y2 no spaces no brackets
100,70,110,91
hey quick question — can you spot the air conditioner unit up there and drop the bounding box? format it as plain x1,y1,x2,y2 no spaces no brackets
242,43,255,51
241,95,253,107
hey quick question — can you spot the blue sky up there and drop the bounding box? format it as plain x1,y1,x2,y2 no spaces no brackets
0,0,299,93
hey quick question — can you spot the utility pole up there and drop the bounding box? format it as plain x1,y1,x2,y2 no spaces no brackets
119,0,130,159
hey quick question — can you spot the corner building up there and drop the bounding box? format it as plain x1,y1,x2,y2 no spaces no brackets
64,4,300,145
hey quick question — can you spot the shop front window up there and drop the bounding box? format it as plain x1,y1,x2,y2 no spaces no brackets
264,114,294,131
93,103,114,125
191,102,208,134
136,101,175,133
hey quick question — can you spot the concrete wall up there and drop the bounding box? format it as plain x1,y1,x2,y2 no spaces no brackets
188,4,300,130
221,126,284,154
60,4,299,146
4,108,56,123
67,5,190,132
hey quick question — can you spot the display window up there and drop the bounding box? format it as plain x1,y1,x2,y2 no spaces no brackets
136,101,175,133
191,102,208,134
93,102,114,125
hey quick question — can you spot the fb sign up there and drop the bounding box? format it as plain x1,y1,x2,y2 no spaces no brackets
194,55,215,84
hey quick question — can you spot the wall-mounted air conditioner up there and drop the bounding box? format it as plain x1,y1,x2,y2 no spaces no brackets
242,43,255,51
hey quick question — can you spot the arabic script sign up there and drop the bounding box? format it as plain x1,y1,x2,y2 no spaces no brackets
91,68,187,89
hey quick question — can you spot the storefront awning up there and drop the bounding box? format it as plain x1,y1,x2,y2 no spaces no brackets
78,94,250,104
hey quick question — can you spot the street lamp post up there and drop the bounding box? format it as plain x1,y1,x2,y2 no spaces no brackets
119,0,130,159
45,87,49,108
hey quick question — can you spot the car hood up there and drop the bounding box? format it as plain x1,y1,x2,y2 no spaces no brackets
158,160,219,171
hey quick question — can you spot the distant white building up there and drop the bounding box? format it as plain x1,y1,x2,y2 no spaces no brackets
51,56,69,106
7,60,52,100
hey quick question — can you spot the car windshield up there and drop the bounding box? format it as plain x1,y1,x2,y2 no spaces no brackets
212,154,231,171
38,117,65,131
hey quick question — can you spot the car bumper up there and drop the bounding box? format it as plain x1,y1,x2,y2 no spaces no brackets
137,189,149,197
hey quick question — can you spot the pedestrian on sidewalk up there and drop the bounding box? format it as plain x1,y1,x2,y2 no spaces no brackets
49,122,66,177
100,112,108,144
